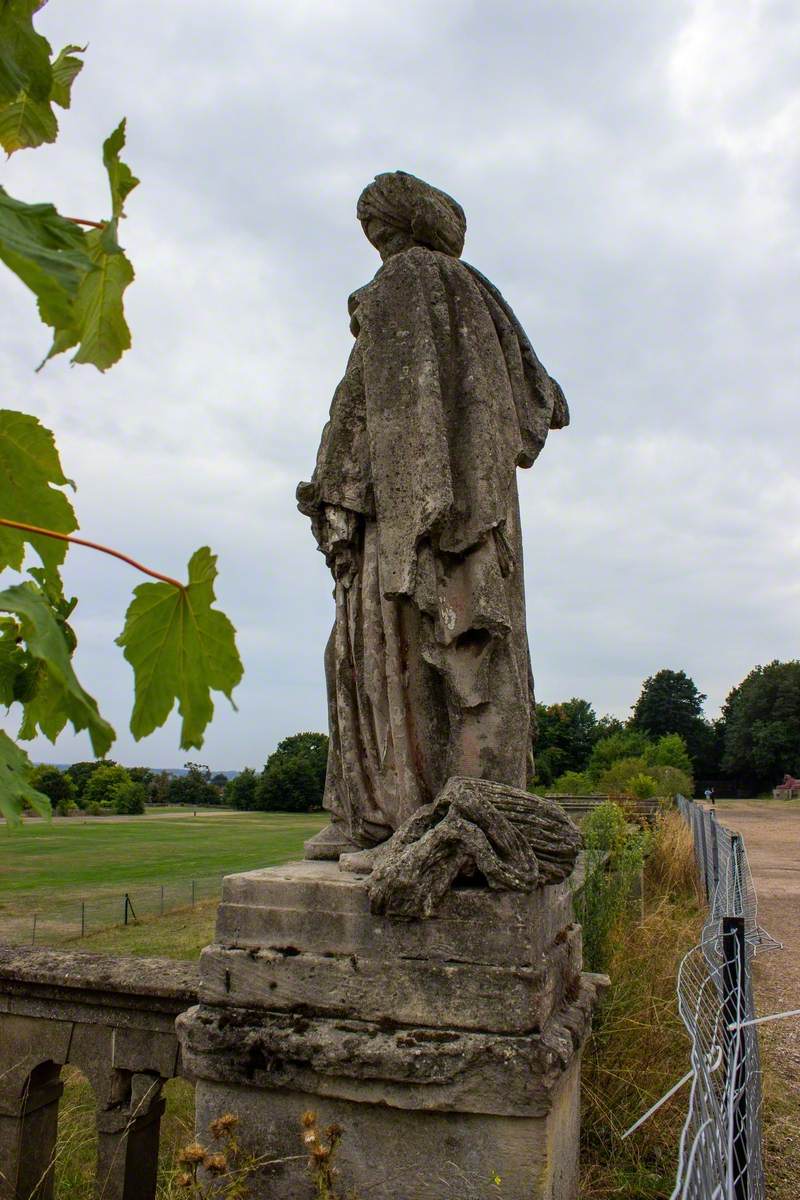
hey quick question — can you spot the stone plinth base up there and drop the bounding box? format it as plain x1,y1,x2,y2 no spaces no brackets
177,861,605,1200
195,1059,581,1200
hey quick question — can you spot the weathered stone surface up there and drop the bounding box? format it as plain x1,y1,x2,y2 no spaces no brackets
179,972,603,1118
198,920,581,1034
366,778,538,919
214,890,572,966
194,1057,582,1200
366,777,582,918
298,171,569,851
0,947,198,1200
217,859,574,964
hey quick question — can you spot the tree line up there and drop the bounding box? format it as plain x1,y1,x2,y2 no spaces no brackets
535,660,800,796
28,659,800,814
28,760,232,816
27,734,329,817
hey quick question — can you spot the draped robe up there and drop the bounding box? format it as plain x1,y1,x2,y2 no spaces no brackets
298,245,567,847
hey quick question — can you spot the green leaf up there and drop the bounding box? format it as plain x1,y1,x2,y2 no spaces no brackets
64,224,134,370
42,122,138,371
0,581,115,756
0,89,57,154
117,547,243,750
0,1,52,109
102,119,139,221
0,616,24,705
0,185,91,328
0,410,78,589
0,0,58,154
0,730,50,826
49,43,84,109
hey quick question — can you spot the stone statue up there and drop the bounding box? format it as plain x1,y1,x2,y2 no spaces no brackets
298,171,569,871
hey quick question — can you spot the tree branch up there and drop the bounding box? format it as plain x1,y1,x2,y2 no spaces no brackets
65,217,105,230
0,519,184,589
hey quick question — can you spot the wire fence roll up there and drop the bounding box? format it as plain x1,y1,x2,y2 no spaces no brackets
0,872,225,948
672,795,781,1200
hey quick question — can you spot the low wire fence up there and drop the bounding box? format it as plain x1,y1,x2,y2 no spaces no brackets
0,873,225,947
668,795,781,1199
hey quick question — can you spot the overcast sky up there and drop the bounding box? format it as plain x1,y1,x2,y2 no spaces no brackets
1,0,798,769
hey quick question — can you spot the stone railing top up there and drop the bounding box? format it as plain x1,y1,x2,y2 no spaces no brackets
0,944,198,1012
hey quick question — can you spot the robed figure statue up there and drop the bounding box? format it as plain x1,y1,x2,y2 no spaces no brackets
298,172,568,862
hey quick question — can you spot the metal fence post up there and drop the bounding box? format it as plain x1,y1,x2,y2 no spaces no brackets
722,914,748,1200
80,900,85,937
31,912,37,945
709,810,720,900
124,893,129,925
191,879,196,907
697,808,710,902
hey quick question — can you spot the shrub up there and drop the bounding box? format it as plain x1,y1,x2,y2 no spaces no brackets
646,733,693,775
587,731,652,781
55,796,79,816
596,755,650,795
647,764,693,800
628,773,658,800
548,769,594,794
112,779,146,815
574,801,647,972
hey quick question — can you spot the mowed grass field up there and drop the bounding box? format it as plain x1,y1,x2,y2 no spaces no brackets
0,809,327,947
0,810,327,900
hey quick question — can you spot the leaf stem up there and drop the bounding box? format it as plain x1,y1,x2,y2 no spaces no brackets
0,519,184,589
65,217,105,229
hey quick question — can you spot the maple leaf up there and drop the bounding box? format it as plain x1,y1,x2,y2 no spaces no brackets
117,547,243,750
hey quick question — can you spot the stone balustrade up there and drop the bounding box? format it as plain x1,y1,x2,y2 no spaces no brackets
0,946,198,1200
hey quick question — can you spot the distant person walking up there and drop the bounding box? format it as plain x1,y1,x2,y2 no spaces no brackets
704,787,715,807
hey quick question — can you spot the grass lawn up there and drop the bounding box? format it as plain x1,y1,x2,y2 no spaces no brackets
70,898,219,959
0,810,326,899
0,810,326,946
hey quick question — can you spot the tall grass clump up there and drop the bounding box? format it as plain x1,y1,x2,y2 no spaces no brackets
580,810,703,1200
574,800,647,973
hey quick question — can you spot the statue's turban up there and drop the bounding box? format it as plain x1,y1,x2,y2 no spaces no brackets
357,171,466,258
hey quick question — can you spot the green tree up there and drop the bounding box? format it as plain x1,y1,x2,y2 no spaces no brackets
29,763,76,808
64,759,115,803
167,765,218,808
595,714,625,739
646,733,693,775
257,733,329,813
147,770,171,804
111,777,145,815
629,668,714,770
631,669,706,735
721,661,800,790
225,768,259,811
586,730,652,781
127,766,154,789
83,763,131,809
534,699,597,785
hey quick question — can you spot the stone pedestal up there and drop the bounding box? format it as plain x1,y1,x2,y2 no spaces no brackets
177,861,605,1200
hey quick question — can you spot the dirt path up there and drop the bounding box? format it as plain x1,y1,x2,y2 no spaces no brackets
715,802,800,1189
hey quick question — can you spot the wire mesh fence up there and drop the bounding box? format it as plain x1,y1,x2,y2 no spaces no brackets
0,872,225,947
671,795,781,1200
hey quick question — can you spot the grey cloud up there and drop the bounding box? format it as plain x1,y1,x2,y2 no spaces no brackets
1,0,798,767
